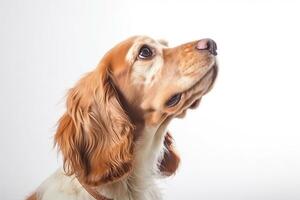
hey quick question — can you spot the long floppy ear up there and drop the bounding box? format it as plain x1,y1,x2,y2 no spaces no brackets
55,65,134,186
159,132,180,176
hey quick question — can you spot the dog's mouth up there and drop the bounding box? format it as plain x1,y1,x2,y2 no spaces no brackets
189,62,218,109
175,62,218,118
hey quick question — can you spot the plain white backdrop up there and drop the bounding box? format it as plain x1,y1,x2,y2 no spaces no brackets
1,0,300,199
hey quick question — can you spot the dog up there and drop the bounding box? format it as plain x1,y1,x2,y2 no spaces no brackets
26,36,218,200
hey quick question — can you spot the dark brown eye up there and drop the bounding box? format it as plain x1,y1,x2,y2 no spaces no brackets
166,93,182,107
138,45,153,59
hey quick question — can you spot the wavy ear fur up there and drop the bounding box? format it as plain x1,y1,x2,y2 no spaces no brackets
159,132,180,176
55,65,134,186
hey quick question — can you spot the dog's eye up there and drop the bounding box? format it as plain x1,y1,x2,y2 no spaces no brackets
166,93,182,107
138,45,153,59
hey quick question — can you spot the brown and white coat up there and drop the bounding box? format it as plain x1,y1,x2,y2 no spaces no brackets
26,36,218,200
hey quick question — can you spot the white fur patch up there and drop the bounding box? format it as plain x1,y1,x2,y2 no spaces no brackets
36,169,93,200
132,57,164,86
126,37,165,87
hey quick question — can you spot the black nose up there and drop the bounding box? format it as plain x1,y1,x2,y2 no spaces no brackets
196,39,217,56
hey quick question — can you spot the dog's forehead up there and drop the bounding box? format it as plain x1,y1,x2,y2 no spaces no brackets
130,36,158,46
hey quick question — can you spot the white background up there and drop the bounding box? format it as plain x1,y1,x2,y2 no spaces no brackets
1,0,300,200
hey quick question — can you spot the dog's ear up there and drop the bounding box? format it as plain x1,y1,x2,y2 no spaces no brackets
55,61,134,186
158,39,169,47
159,132,180,176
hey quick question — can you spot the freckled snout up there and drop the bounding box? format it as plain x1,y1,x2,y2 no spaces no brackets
196,39,217,56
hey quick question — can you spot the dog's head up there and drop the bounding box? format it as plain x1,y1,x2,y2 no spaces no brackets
55,36,218,186
113,36,218,125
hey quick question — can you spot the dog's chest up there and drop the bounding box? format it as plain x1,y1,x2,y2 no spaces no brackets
108,126,167,200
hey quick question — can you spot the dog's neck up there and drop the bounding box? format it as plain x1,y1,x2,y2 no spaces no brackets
97,120,170,200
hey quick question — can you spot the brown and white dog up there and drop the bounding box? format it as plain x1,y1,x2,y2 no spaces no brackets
26,36,218,200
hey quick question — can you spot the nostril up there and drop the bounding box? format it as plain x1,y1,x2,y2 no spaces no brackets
196,39,217,56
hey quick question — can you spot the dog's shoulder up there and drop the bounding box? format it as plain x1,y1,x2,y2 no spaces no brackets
36,169,92,200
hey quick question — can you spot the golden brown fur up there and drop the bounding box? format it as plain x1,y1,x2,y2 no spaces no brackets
55,63,134,186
